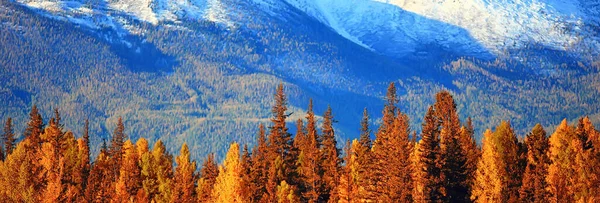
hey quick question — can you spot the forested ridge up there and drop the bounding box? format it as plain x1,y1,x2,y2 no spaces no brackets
1,83,599,202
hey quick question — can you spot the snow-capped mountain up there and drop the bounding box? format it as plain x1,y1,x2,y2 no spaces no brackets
18,0,230,32
15,0,600,58
286,0,600,57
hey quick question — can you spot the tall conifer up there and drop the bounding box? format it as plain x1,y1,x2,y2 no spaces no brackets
197,153,219,203
321,105,341,202
519,124,550,202
213,142,243,202
172,143,197,202
2,117,15,158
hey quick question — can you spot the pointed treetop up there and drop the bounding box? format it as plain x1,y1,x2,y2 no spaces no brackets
83,119,90,144
532,124,546,136
25,104,44,147
385,82,398,108
359,108,372,149
153,139,167,155
53,108,62,128
101,138,108,152
558,118,569,129
136,137,149,157
294,119,306,148
307,99,314,115
383,82,398,125
257,123,267,149
322,105,335,138
3,117,15,155
178,142,191,160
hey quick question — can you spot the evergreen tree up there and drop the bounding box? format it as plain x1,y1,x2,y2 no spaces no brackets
2,117,15,158
471,129,503,202
414,106,442,203
320,105,341,202
577,117,600,201
110,117,126,180
268,84,293,161
519,124,550,203
439,128,468,202
172,143,197,202
24,105,44,149
197,153,219,203
295,99,323,203
23,105,46,202
213,142,243,202
240,145,253,202
265,84,296,201
152,140,174,203
85,147,113,202
250,124,269,202
337,139,358,203
434,91,470,202
61,131,83,202
571,117,600,202
367,82,397,201
114,140,141,202
368,83,413,202
460,117,480,199
137,138,155,202
79,119,91,191
40,119,65,202
358,108,372,149
547,119,576,202
493,121,524,202
354,108,372,202
293,119,306,154
386,111,414,202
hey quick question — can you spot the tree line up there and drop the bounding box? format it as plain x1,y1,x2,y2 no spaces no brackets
0,83,599,202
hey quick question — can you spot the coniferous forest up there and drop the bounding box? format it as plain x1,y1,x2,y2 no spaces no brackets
0,83,599,203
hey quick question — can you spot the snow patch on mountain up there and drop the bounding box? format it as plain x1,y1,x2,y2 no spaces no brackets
15,0,600,58
286,0,599,57
16,0,239,34
204,0,233,27
110,0,157,24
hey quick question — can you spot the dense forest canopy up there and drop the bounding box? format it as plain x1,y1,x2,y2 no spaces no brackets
1,83,599,202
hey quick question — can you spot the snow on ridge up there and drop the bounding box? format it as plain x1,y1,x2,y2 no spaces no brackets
16,0,599,57
387,0,585,52
204,0,233,27
286,0,599,57
110,0,158,24
16,0,237,33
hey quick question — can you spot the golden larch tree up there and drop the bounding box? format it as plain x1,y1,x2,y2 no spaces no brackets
114,140,141,202
152,140,174,203
547,119,576,202
471,129,502,202
172,142,197,202
277,180,300,203
213,142,243,202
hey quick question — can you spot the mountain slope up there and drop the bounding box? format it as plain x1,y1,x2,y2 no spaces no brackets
2,0,600,161
286,0,599,59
